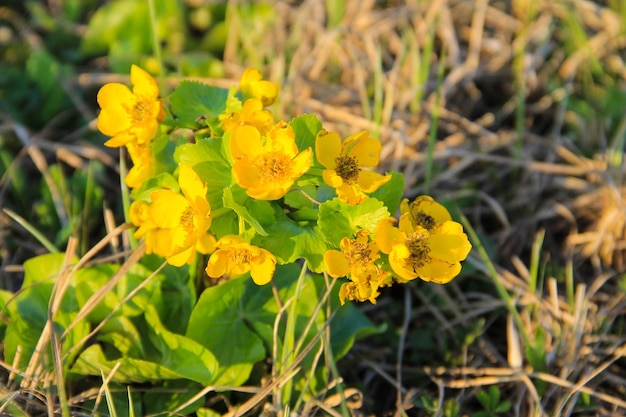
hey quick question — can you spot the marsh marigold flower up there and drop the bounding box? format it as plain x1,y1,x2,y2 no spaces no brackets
221,98,274,135
133,164,216,267
230,121,312,200
239,68,279,107
206,235,276,285
315,130,391,205
97,65,165,147
376,196,472,284
324,230,392,304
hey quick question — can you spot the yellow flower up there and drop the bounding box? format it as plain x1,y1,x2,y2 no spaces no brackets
147,164,216,266
205,235,276,285
97,65,165,147
375,196,472,284
124,140,156,189
324,230,391,304
230,121,312,200
315,130,391,205
240,68,279,107
221,98,274,135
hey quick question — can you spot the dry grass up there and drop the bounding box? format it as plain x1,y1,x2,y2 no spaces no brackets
2,0,626,416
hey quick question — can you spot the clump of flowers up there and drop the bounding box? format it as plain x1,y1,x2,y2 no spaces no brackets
96,66,472,303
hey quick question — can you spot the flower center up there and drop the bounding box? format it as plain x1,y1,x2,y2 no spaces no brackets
179,206,195,232
405,231,431,271
132,99,152,125
335,155,360,183
344,241,378,268
231,248,251,265
414,211,436,230
258,152,290,182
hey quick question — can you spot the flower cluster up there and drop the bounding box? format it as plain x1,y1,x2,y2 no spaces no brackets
97,65,472,305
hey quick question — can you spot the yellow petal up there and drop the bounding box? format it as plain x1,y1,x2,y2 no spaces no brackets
428,222,471,262
246,183,289,200
150,190,188,228
324,250,351,278
167,246,195,267
356,170,391,193
374,217,400,254
97,83,134,110
216,235,247,247
196,233,217,254
315,130,341,169
230,125,263,159
410,196,452,226
335,183,366,205
249,251,276,285
131,65,159,99
345,132,381,167
178,164,209,214
250,80,279,106
103,131,135,148
206,249,228,277
233,159,261,189
322,169,343,188
417,259,461,284
291,148,313,177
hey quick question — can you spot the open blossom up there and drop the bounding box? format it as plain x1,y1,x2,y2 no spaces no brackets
205,235,276,285
132,164,216,266
376,196,472,284
324,230,392,304
239,68,279,107
97,65,165,148
315,130,391,205
230,121,312,200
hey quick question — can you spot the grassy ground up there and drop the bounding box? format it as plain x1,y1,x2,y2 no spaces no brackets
1,0,626,416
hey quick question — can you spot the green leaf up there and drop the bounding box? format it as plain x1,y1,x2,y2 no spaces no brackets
81,0,150,55
254,219,327,273
72,344,186,383
369,171,405,214
72,307,218,385
169,80,229,126
318,197,390,247
223,186,272,236
186,275,267,386
475,389,491,409
144,305,218,384
175,138,232,211
329,291,385,359
290,114,322,157
4,254,70,367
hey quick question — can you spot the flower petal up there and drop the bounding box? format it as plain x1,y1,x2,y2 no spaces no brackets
150,190,188,228
206,249,228,277
233,158,261,189
345,133,381,167
249,251,276,285
356,170,391,193
230,125,263,159
374,217,401,254
324,250,351,278
416,259,461,284
178,164,209,214
131,65,159,99
315,130,341,169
